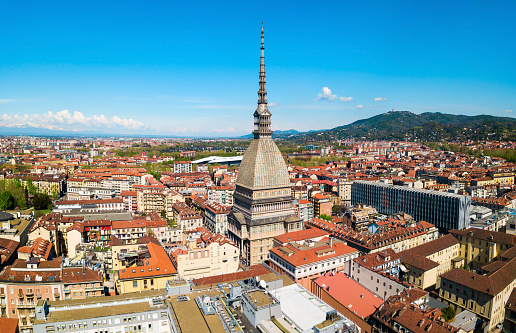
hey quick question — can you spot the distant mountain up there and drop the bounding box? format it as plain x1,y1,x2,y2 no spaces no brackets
239,129,301,139
0,125,177,138
293,111,516,142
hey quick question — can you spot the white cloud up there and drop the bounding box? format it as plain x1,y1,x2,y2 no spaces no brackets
0,110,147,131
316,87,338,101
0,99,15,103
339,96,353,102
505,109,513,113
213,127,237,133
374,97,387,101
356,105,364,109
268,102,279,108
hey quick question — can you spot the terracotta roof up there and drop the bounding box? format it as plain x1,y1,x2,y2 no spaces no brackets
192,264,271,286
0,318,18,333
315,272,383,319
0,238,19,265
440,256,516,296
400,234,459,271
273,228,329,245
119,243,176,280
354,249,400,270
270,240,357,267
112,219,147,229
401,251,439,271
62,267,102,284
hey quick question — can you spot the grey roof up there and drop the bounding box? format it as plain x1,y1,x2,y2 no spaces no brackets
449,310,481,332
0,211,14,222
236,137,290,191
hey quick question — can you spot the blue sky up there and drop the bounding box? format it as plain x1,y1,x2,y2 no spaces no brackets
1,1,515,136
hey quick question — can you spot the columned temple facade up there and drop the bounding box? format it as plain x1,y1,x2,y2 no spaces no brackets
227,28,303,265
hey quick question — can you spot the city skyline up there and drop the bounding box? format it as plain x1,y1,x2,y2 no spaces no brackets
1,1,515,136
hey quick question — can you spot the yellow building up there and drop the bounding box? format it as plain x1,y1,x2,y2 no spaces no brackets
117,242,177,294
400,234,462,290
437,256,516,331
450,228,516,270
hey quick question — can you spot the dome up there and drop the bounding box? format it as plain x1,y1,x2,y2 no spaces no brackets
236,137,290,191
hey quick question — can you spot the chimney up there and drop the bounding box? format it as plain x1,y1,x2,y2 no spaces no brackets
329,236,333,248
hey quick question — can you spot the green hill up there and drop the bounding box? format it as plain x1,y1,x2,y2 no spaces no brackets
294,111,516,142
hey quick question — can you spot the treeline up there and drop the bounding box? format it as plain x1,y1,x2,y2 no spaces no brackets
0,178,53,210
426,142,516,163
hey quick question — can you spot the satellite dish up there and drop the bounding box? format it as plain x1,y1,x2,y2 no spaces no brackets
259,280,267,289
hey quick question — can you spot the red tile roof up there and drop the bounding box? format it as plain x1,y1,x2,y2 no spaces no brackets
315,272,383,319
192,264,271,286
119,243,176,280
273,228,329,245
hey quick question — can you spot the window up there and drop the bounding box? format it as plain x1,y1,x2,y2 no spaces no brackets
133,281,138,288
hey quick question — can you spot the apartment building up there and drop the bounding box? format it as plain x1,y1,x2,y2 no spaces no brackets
136,186,167,214
80,219,113,248
312,272,384,333
173,161,192,174
204,202,231,235
177,210,203,232
33,290,170,333
67,187,116,200
310,193,332,217
449,228,516,270
0,258,64,332
146,220,183,244
342,204,378,232
400,234,461,290
117,242,177,294
344,249,409,300
120,190,138,211
371,289,457,333
272,228,329,248
437,256,516,331
351,180,471,231
5,173,66,197
269,236,359,292
170,230,239,280
337,178,352,206
296,199,314,222
54,199,124,213
111,220,147,245
207,185,234,206
62,267,104,300
308,218,439,254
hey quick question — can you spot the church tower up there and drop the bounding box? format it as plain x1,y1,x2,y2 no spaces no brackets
227,27,303,266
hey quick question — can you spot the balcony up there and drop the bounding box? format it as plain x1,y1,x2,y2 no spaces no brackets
86,286,104,292
17,302,36,309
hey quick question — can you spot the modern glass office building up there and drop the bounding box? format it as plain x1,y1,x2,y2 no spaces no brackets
351,180,471,231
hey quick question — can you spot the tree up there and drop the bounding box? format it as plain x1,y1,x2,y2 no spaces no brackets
441,306,456,322
26,177,37,195
318,214,332,222
0,191,15,210
33,193,52,210
160,210,167,219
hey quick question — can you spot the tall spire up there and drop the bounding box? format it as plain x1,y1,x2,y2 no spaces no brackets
258,25,267,105
253,25,272,139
